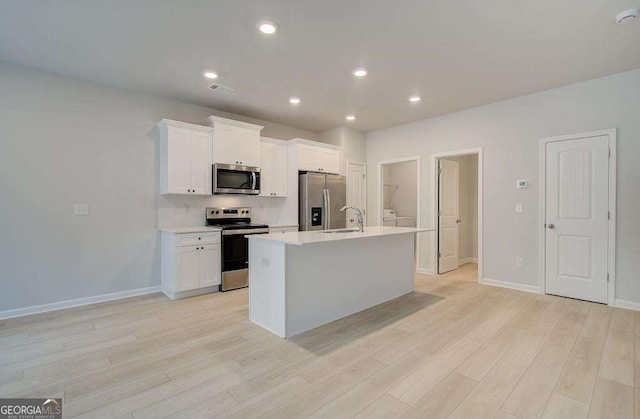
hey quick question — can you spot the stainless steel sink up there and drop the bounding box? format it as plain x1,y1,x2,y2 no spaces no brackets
322,228,361,234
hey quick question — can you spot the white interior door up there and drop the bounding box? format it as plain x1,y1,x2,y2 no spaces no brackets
545,135,609,303
438,159,459,273
347,161,366,228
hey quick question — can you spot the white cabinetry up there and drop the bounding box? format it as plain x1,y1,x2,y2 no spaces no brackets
201,116,263,167
157,119,213,195
161,231,221,299
259,138,288,197
291,140,341,174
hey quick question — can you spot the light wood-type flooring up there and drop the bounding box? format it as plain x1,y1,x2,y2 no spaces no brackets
0,263,637,418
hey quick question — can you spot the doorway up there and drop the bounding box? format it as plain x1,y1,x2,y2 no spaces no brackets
346,160,367,228
432,148,483,281
539,129,616,304
379,157,420,268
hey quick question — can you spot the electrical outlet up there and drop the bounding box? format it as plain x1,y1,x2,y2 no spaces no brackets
516,257,524,267
515,203,523,213
74,204,89,216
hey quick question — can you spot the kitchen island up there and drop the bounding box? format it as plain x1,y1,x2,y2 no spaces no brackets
247,226,430,338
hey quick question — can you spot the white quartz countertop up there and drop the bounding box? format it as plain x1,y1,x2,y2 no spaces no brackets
247,226,433,246
159,226,222,234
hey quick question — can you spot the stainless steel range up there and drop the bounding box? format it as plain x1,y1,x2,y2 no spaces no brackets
206,207,269,291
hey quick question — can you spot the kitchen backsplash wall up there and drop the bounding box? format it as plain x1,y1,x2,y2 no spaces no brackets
158,194,295,228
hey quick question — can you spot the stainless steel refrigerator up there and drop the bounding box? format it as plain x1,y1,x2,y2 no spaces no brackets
299,173,347,231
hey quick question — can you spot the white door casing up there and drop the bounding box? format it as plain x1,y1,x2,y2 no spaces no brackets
347,161,367,227
545,135,610,303
438,159,459,273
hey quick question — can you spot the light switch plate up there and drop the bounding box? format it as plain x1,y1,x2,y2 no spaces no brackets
74,204,89,216
515,203,523,213
516,257,524,267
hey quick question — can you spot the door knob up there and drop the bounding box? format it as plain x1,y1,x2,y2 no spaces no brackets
456,219,461,223
548,223,555,229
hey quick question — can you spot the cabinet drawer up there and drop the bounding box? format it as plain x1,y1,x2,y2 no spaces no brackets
176,232,220,246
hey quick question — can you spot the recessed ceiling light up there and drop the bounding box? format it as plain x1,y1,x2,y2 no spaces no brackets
352,68,368,78
409,96,421,102
204,71,218,80
258,20,278,34
616,8,639,24
289,97,301,105
345,115,356,121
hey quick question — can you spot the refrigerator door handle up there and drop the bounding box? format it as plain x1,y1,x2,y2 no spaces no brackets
323,188,330,230
326,189,331,229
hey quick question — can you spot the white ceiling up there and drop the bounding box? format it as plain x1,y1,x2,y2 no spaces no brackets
1,0,639,132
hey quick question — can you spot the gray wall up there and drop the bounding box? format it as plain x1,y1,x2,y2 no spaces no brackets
0,62,320,312
366,68,640,304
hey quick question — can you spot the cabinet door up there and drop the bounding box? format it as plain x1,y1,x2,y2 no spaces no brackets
176,246,199,291
297,144,321,172
237,129,261,166
297,144,340,174
271,143,288,196
259,142,275,196
317,148,340,174
199,244,221,287
213,125,240,164
190,130,212,195
166,127,192,193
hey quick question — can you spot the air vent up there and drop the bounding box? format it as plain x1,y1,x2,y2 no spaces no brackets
209,84,235,94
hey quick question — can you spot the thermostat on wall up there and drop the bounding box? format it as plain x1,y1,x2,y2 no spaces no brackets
516,179,529,189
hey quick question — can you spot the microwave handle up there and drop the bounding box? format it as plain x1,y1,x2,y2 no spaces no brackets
251,172,256,190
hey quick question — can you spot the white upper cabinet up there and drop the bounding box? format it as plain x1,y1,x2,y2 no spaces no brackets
259,138,288,197
294,141,341,174
157,119,212,195
201,116,263,167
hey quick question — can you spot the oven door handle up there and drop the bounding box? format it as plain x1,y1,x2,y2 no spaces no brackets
222,228,269,236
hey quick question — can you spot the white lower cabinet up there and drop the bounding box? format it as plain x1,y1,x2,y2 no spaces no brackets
161,231,221,299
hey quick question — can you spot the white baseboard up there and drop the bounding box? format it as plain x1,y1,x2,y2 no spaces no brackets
481,278,540,294
0,286,162,320
458,258,478,266
416,268,434,275
613,299,640,312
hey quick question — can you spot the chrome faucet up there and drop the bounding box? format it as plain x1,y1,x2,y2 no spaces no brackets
340,206,364,232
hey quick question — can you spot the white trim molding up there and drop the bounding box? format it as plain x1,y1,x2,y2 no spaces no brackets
538,129,617,305
416,268,435,275
0,286,162,320
482,278,540,294
431,148,483,283
614,299,640,312
458,258,479,266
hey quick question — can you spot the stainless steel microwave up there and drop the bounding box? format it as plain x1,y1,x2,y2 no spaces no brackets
212,163,261,195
